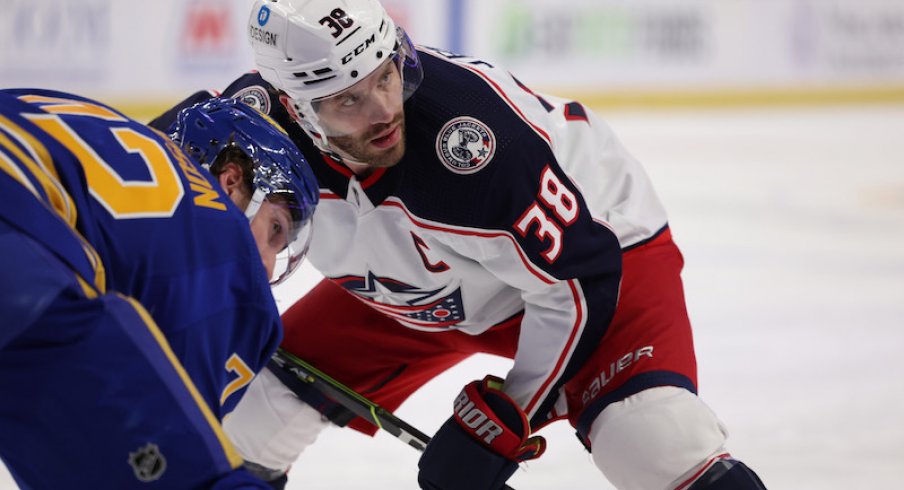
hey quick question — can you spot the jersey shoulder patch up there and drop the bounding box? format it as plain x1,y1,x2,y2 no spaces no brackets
232,85,271,114
434,116,496,174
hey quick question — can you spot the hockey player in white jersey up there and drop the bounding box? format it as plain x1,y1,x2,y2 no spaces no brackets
152,0,767,488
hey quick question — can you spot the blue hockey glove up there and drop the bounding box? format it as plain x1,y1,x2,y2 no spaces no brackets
417,375,546,490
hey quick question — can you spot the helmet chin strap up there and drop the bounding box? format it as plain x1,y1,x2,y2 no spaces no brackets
294,118,372,170
244,188,268,222
327,146,370,168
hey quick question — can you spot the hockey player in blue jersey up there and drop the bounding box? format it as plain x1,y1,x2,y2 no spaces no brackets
150,0,767,488
0,91,318,488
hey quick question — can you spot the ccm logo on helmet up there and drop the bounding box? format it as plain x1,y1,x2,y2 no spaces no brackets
454,390,504,444
341,33,376,65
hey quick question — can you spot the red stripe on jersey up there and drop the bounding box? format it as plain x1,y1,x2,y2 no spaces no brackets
360,167,387,189
564,102,590,123
425,51,551,146
366,306,462,329
321,154,386,189
524,278,585,416
381,198,556,285
322,154,354,178
359,293,447,313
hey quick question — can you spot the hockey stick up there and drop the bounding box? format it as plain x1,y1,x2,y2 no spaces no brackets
269,348,431,451
269,348,517,490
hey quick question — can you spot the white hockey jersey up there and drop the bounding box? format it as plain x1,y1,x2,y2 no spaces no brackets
153,46,668,425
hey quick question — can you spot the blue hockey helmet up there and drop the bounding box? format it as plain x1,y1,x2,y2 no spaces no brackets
168,97,319,285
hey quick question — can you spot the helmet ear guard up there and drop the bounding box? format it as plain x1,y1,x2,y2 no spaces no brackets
248,0,423,152
167,97,320,285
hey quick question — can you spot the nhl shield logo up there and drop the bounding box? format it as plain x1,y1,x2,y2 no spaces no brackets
128,443,167,482
435,116,496,174
233,85,271,114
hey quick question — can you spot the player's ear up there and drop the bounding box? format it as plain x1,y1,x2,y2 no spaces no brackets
217,162,250,208
278,93,302,123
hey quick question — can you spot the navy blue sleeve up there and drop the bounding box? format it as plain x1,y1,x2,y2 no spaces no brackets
148,90,218,131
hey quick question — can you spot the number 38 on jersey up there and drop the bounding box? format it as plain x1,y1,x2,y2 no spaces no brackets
514,165,579,264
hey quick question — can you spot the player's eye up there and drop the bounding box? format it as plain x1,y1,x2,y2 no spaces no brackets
269,212,291,251
377,65,395,88
339,94,360,107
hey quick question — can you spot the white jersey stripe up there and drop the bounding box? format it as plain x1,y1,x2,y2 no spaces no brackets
382,198,557,285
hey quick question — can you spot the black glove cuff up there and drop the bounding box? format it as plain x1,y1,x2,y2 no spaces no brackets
418,418,518,490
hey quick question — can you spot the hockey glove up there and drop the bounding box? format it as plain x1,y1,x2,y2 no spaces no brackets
417,375,546,490
242,462,287,490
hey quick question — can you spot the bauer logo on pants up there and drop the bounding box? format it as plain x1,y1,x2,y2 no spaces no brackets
436,116,496,174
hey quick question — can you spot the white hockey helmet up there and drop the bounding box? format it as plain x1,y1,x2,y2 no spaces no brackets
248,0,422,148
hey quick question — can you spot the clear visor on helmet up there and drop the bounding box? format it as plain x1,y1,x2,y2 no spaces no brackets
245,188,314,286
301,28,422,138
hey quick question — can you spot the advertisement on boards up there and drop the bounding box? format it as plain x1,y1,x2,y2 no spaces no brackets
0,0,113,86
458,0,904,96
1,0,902,112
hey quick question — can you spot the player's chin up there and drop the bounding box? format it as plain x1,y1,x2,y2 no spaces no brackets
367,135,405,167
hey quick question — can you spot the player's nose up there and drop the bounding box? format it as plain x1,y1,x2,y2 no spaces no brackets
261,252,276,282
367,90,396,125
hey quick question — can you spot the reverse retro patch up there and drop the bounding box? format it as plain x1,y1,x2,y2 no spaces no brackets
435,116,496,174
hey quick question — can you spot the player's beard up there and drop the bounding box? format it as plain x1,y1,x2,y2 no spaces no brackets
327,112,406,168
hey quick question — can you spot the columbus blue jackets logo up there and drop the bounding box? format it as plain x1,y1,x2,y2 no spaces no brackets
233,85,271,114
436,116,496,174
128,443,166,482
334,271,465,328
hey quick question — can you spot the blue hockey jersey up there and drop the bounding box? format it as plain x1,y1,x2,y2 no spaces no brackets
0,89,281,418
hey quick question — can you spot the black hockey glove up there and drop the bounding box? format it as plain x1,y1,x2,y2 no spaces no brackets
242,462,288,490
417,375,546,490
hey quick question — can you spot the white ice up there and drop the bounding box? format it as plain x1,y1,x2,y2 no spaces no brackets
3,104,902,489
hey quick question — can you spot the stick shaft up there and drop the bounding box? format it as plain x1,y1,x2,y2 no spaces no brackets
270,349,430,451
269,349,517,489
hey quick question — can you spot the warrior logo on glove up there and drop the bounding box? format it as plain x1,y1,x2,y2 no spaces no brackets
450,376,546,461
454,388,504,444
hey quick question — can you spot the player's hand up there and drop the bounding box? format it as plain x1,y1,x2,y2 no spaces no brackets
417,375,546,490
